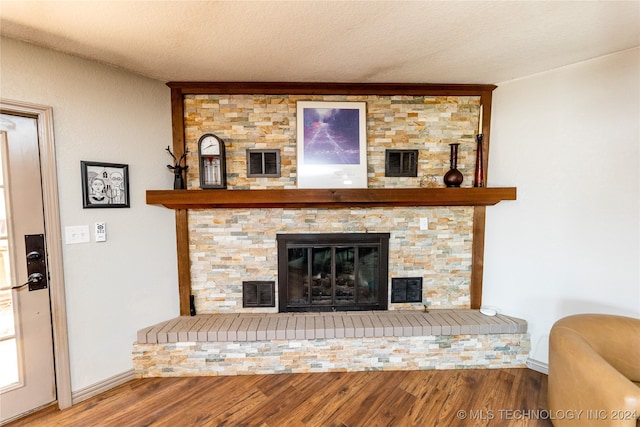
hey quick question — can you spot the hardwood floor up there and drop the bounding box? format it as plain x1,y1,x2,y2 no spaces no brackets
7,369,551,427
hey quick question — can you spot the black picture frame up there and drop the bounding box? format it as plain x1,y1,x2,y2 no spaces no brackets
81,161,130,208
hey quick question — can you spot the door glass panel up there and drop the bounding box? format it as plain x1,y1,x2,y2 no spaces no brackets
0,136,18,389
357,246,379,304
0,339,18,387
311,247,332,305
287,247,308,306
0,190,6,239
335,247,355,304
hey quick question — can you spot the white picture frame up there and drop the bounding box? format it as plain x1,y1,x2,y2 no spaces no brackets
296,101,367,188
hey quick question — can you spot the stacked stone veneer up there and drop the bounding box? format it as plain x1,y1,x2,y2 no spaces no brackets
184,95,480,190
183,94,482,313
133,311,530,377
133,335,529,377
190,206,473,313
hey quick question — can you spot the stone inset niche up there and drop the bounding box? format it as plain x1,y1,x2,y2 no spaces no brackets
184,94,480,314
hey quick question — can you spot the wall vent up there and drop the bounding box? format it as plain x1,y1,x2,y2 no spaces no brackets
385,150,418,177
243,281,275,307
390,277,423,303
247,149,280,177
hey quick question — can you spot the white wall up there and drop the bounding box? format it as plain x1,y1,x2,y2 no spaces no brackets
484,48,640,365
0,38,179,391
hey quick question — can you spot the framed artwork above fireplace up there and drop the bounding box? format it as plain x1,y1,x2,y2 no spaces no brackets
296,101,367,189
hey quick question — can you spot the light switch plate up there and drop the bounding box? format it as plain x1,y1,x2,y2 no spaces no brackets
65,225,90,244
419,218,429,230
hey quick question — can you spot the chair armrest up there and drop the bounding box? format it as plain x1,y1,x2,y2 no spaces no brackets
553,314,640,381
549,324,640,426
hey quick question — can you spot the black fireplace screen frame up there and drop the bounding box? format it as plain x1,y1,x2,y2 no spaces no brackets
277,233,390,312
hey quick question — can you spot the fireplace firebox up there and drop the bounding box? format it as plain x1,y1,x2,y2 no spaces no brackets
277,233,389,312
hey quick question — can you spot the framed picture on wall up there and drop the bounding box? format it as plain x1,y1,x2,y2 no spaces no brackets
81,161,130,208
296,101,367,188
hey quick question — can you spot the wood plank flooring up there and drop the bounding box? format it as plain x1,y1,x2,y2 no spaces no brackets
7,369,551,427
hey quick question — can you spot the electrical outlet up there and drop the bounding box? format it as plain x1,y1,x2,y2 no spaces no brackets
419,218,429,230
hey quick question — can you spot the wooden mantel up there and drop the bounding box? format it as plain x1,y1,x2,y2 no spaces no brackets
147,187,516,210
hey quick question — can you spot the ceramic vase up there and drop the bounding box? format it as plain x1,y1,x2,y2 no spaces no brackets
443,143,463,187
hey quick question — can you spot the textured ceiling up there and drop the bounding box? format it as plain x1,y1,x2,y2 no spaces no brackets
1,1,638,84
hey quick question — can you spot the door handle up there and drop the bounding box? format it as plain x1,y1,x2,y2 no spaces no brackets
28,273,44,283
11,273,45,290
25,234,48,291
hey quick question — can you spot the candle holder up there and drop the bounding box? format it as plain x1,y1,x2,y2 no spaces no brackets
474,134,485,188
443,143,463,188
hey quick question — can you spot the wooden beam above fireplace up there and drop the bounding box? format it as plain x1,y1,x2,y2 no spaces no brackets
146,187,516,210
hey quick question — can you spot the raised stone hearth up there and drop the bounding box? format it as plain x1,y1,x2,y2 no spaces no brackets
133,310,530,377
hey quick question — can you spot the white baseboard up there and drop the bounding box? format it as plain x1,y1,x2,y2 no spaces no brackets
526,358,549,375
71,369,136,405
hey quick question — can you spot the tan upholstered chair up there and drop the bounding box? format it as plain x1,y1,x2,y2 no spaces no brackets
548,314,640,426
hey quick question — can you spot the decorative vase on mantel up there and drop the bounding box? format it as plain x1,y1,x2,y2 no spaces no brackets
443,143,463,187
473,134,485,188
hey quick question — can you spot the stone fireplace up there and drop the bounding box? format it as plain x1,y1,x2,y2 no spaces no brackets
181,90,486,314
135,82,527,378
277,233,389,312
138,82,522,315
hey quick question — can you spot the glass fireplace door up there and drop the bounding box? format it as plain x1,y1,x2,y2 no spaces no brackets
284,243,382,311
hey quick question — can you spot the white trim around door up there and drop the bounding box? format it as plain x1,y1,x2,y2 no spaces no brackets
0,99,72,409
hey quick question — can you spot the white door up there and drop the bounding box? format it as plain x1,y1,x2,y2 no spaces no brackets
0,113,56,423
